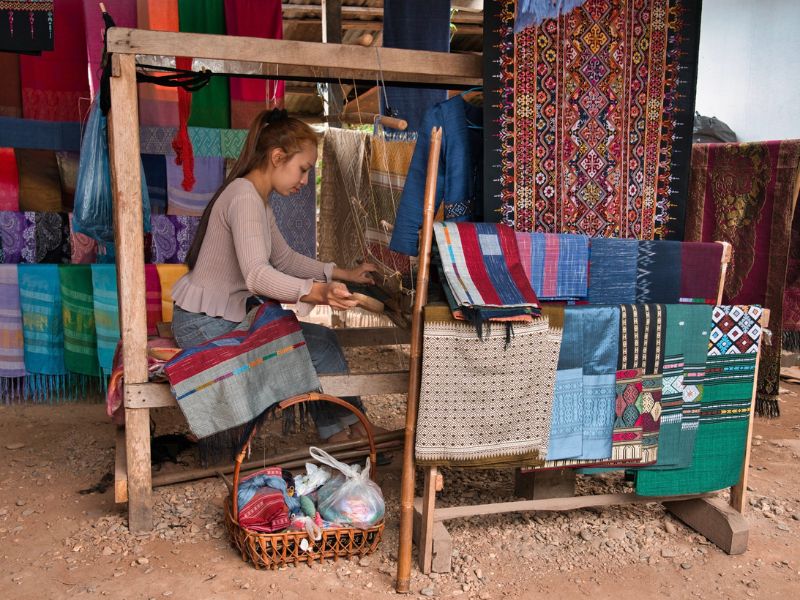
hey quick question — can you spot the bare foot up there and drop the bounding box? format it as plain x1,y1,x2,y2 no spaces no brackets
324,429,351,444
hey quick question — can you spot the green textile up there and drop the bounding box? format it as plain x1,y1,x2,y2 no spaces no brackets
59,265,99,377
178,0,230,129
636,305,761,496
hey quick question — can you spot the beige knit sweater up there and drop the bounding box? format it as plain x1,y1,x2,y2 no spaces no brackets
172,178,333,322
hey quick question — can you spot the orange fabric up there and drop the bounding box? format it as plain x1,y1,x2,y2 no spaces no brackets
137,0,180,126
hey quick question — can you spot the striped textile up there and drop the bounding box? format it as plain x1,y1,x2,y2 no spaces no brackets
434,222,540,323
91,265,120,376
156,264,188,323
166,155,224,216
545,307,583,460
59,265,99,377
165,301,319,438
636,305,762,495
515,232,589,300
636,240,682,304
0,265,25,402
587,237,638,304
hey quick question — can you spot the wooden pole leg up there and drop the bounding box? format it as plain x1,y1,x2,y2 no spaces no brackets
514,468,576,500
665,496,749,555
413,497,453,574
125,407,153,533
416,466,438,573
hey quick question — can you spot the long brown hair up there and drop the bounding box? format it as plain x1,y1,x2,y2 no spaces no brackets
185,109,318,269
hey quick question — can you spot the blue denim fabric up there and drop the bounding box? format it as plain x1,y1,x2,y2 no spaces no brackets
171,304,365,438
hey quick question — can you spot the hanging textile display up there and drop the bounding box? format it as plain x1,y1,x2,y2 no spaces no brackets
150,215,200,263
0,264,26,403
165,301,319,439
545,307,583,460
166,155,224,216
156,263,188,323
18,264,68,401
0,0,54,53
83,0,138,98
20,0,89,122
515,233,589,300
187,127,222,157
137,0,179,126
318,128,371,271
495,0,701,239
636,305,762,496
140,127,179,156
381,0,450,133
0,117,82,152
586,238,637,304
0,211,36,264
686,139,800,417
415,305,561,465
16,149,63,212
55,152,80,210
433,222,541,325
0,148,19,211
177,0,230,129
784,206,800,352
270,170,316,259
90,264,120,376
636,241,683,304
514,0,588,32
59,264,99,378
221,128,247,159
141,153,168,214
224,0,284,129
34,212,71,264
679,242,724,304
144,263,162,335
0,54,22,118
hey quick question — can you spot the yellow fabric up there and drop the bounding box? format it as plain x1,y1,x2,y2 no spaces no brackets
156,263,188,323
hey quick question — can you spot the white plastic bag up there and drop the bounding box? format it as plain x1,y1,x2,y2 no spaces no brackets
309,446,385,528
294,462,331,497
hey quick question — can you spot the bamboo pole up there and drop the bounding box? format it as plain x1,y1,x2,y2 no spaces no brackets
396,127,442,593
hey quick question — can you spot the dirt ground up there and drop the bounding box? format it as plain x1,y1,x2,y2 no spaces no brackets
1,372,799,599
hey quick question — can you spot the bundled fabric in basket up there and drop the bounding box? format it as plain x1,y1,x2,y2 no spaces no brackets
165,301,320,439
515,232,589,300
434,222,541,331
415,305,561,466
636,305,763,495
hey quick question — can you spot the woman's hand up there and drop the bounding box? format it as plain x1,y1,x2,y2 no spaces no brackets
325,282,359,310
333,262,378,285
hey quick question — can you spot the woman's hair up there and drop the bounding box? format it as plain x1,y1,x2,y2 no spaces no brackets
185,109,318,269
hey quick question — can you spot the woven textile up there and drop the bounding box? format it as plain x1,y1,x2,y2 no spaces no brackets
221,129,247,159
188,127,222,157
587,237,638,304
0,0,53,52
515,232,589,300
144,263,162,335
497,0,700,239
166,155,224,216
0,54,22,117
59,265,99,377
636,241,682,304
56,151,79,210
680,242,724,304
165,301,319,438
434,222,540,322
636,305,762,496
270,171,316,259
0,117,82,152
0,211,35,264
686,140,800,416
140,127,179,155
177,0,230,129
142,153,168,214
90,265,120,376
0,148,19,211
69,213,98,264
784,204,800,352
156,263,188,323
83,0,137,98
545,307,583,460
224,0,284,128
415,307,561,464
34,212,71,263
16,149,63,212
0,265,25,403
150,215,200,263
318,128,371,270
137,1,179,126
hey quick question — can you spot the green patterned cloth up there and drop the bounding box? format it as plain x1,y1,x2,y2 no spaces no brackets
59,265,99,377
636,305,762,496
221,129,247,158
188,127,222,157
178,0,230,129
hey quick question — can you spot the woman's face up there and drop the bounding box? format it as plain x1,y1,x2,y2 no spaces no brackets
271,141,317,197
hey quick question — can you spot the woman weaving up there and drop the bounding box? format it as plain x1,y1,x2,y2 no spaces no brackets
171,108,381,444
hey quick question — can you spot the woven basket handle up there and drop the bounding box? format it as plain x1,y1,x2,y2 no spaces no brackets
231,392,378,520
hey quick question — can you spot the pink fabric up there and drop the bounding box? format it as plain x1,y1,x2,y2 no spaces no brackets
68,213,98,263
83,0,138,99
145,263,162,335
224,0,284,129
0,148,20,211
137,0,180,126
20,0,91,122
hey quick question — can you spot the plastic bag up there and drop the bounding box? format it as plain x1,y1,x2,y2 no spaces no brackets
294,462,331,497
73,99,150,244
310,446,384,529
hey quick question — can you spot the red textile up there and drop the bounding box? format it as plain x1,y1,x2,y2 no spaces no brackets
224,0,284,129
83,0,138,99
20,0,90,122
783,200,800,349
171,56,196,191
0,148,20,211
0,54,22,118
237,488,289,533
144,264,162,336
679,242,723,304
137,0,180,126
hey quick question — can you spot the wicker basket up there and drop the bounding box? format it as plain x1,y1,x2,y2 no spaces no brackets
225,393,385,569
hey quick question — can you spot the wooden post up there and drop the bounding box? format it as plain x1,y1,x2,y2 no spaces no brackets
418,466,438,573
321,0,344,125
109,53,152,533
396,128,443,594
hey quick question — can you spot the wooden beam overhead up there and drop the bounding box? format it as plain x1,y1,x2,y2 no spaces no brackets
281,4,483,25
108,28,482,87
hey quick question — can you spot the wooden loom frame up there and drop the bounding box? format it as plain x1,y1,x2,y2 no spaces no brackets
105,25,766,595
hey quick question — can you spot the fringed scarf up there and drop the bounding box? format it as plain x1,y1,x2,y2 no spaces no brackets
144,264,162,336
150,215,200,263
18,264,69,401
90,264,120,379
0,264,25,403
0,148,19,211
156,263,188,324
59,265,100,390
